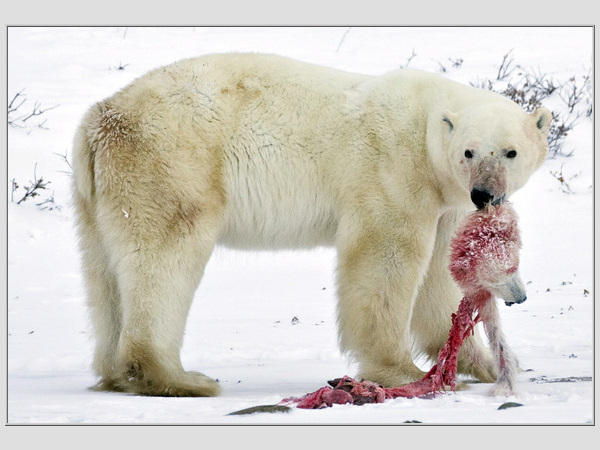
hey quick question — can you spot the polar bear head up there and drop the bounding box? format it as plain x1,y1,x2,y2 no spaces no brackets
431,101,552,209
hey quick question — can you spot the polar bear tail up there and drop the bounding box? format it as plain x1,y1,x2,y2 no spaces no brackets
72,103,103,203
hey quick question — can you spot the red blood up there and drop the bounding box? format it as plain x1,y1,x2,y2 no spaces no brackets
281,203,521,409
283,295,481,408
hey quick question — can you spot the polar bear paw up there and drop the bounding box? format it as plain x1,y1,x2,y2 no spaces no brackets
92,368,221,397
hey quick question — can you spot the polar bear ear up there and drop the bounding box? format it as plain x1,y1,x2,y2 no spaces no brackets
532,107,553,136
442,112,457,133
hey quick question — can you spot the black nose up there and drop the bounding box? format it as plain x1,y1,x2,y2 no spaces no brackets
505,296,527,307
470,188,494,209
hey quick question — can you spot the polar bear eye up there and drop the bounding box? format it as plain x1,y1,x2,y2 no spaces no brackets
506,150,517,159
464,150,474,159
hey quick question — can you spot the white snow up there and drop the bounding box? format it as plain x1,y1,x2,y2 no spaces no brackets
5,27,595,428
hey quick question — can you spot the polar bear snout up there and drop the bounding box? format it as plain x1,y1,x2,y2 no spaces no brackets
470,188,494,209
468,158,508,209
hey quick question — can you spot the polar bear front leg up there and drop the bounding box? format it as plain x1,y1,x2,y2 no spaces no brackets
335,214,437,387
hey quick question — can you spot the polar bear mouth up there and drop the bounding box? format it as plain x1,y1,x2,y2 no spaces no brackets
470,188,506,209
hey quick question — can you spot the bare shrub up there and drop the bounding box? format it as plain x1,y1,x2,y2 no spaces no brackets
470,52,591,158
8,89,58,129
11,164,50,205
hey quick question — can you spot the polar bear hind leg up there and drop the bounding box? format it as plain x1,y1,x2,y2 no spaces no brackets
73,103,223,397
79,196,223,396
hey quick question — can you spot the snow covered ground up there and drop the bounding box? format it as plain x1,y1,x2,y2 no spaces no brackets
5,27,595,428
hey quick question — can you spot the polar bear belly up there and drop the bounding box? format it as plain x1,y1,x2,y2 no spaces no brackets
217,145,338,250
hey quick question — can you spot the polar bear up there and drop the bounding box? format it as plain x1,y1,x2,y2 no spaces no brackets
72,53,551,397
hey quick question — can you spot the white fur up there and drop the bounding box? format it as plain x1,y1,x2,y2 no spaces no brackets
72,54,551,396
